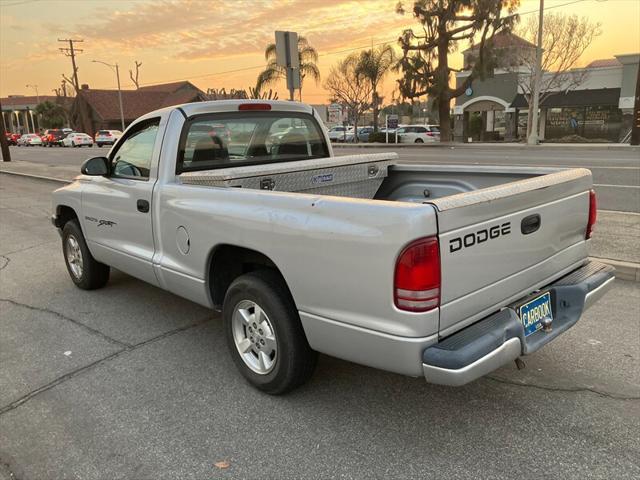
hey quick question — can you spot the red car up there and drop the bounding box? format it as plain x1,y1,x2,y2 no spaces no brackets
5,132,20,146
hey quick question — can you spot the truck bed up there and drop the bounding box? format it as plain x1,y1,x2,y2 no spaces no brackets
178,152,592,339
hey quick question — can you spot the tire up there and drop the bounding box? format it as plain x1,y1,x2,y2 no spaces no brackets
223,270,317,394
62,220,110,290
415,138,424,143
97,144,103,148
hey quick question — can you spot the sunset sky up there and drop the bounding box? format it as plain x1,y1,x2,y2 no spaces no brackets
1,0,639,103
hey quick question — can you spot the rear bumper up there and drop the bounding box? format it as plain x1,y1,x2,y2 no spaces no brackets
422,260,615,386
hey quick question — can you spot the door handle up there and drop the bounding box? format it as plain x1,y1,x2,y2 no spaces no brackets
521,214,541,234
137,199,150,213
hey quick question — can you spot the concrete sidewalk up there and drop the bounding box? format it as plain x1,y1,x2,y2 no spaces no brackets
1,160,79,183
2,159,638,279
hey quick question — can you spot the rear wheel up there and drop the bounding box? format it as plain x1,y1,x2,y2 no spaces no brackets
415,138,424,143
62,220,110,290
223,270,317,394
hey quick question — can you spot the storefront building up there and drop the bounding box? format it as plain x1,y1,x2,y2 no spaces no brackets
453,36,639,143
1,95,58,134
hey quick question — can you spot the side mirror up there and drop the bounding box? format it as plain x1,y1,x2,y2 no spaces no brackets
81,156,109,176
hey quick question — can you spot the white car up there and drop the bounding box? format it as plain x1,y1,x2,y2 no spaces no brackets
396,125,440,144
94,129,122,148
17,133,42,146
327,126,351,142
63,133,94,148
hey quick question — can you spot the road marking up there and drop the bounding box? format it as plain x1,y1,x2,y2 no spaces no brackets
593,184,640,189
599,209,640,216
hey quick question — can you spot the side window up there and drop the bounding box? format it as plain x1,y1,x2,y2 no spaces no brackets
111,120,160,180
416,127,426,133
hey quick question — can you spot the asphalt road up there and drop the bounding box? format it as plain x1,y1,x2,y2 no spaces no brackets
0,175,639,480
337,145,640,213
5,143,640,212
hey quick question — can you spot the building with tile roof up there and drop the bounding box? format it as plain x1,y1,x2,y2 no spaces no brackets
69,81,207,135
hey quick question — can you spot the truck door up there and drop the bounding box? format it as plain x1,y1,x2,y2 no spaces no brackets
81,118,161,286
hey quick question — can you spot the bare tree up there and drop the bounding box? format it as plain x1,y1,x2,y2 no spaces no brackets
324,55,373,140
512,13,601,136
396,0,519,142
129,61,143,89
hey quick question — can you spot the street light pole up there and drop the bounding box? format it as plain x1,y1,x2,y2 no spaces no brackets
26,84,40,104
528,0,544,145
114,63,125,131
92,60,125,131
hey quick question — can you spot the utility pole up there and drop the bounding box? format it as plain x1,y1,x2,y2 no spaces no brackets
631,62,640,146
0,101,11,162
528,0,544,145
58,38,84,91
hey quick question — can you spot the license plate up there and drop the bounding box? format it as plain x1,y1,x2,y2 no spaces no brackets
517,292,553,337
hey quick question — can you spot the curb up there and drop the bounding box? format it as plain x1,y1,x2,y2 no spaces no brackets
2,169,638,282
332,143,640,151
590,257,640,282
0,169,71,184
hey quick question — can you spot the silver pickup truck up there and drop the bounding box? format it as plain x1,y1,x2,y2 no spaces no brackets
52,100,614,394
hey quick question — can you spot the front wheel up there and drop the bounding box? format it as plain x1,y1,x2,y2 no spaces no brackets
62,220,110,290
223,270,317,394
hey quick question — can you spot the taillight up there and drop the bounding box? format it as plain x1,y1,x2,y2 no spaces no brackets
394,237,441,312
586,189,597,239
427,132,434,136
238,103,271,111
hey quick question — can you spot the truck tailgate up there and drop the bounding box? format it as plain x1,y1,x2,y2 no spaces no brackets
429,168,593,335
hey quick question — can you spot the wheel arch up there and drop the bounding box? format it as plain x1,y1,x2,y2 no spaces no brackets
54,204,79,229
207,244,294,310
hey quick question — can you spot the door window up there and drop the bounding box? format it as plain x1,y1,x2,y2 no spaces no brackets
111,119,160,179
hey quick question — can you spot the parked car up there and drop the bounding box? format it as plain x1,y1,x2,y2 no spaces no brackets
62,132,94,148
327,125,350,142
52,100,613,394
396,125,440,143
9,133,21,145
4,132,18,145
357,126,375,142
17,133,42,146
94,130,122,148
43,129,67,147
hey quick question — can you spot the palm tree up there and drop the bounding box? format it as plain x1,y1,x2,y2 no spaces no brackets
256,36,320,101
354,45,395,131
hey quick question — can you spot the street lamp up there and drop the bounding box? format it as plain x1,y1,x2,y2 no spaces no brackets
26,84,40,104
92,60,125,130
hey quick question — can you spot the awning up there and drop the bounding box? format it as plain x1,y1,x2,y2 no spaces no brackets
510,88,621,109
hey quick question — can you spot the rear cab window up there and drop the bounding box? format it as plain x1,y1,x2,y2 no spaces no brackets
177,111,329,173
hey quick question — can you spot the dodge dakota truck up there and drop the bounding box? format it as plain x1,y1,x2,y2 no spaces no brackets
52,100,614,394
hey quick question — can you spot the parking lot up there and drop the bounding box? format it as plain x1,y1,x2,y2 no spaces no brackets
1,162,639,478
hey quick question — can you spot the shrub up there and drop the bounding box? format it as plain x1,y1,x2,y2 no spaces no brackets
368,132,398,143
